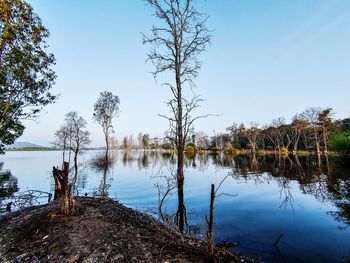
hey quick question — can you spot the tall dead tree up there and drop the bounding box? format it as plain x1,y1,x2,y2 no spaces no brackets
143,0,211,232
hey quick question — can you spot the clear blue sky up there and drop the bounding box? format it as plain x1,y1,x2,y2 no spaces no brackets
21,0,350,147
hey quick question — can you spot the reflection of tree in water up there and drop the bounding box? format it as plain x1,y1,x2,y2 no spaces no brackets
152,156,201,235
324,156,350,226
184,153,197,168
120,151,350,228
226,154,350,225
98,164,111,198
137,151,149,169
90,152,115,198
71,161,90,196
122,150,133,168
75,172,88,192
124,150,175,170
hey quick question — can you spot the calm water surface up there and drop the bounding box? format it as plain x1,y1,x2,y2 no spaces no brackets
1,150,350,263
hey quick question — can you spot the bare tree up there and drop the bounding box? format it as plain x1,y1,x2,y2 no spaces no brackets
244,122,260,153
53,112,91,180
300,107,322,154
196,131,208,150
53,124,71,163
66,112,91,178
93,91,120,154
265,118,288,151
226,122,239,147
143,0,211,233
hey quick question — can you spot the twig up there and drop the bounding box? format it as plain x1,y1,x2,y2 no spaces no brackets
273,233,284,247
159,242,172,260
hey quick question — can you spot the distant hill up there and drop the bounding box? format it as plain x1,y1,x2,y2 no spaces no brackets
6,141,44,149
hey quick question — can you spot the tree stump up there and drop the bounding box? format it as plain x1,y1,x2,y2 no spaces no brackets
52,162,75,215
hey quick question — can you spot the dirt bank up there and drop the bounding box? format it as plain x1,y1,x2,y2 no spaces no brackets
0,197,253,262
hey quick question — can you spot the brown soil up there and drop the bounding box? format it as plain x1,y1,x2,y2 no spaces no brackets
0,197,253,263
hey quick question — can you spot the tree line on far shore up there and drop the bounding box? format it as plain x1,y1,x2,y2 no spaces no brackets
51,105,350,158
108,106,350,155
190,107,349,155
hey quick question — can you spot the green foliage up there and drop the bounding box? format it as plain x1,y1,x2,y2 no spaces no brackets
93,91,120,150
339,118,350,132
142,134,150,149
0,0,56,153
329,132,350,152
185,143,195,153
211,146,220,153
161,143,173,150
223,143,239,155
295,150,311,156
257,150,267,156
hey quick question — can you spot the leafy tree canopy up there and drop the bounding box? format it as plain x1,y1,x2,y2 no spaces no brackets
0,0,56,153
93,91,120,151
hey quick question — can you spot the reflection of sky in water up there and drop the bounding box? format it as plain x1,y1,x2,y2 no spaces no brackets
1,150,350,263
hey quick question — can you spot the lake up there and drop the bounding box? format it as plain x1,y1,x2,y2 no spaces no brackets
1,150,350,262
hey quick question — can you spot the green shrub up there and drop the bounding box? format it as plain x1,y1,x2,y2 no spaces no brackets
161,143,173,150
329,132,350,152
257,150,267,156
224,143,240,155
295,150,311,156
211,146,220,153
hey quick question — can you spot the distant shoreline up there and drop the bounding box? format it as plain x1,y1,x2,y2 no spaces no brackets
4,147,106,152
4,147,348,157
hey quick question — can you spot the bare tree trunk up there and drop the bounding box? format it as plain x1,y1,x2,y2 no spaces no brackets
175,55,186,232
100,162,108,198
52,162,75,215
206,184,215,261
323,128,328,153
251,154,259,171
74,152,78,178
105,131,109,153
293,132,300,153
72,151,78,194
317,153,322,174
315,131,321,155
176,172,185,233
